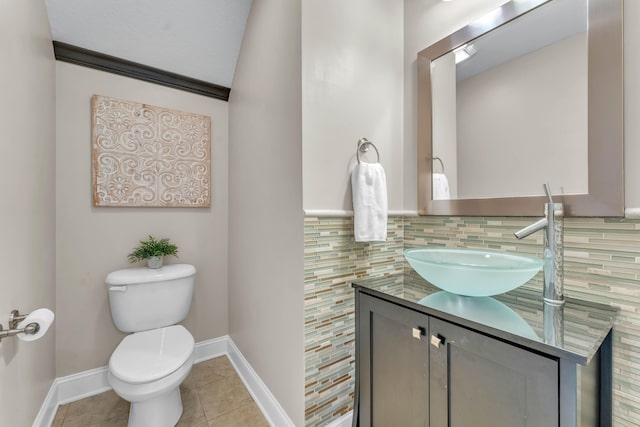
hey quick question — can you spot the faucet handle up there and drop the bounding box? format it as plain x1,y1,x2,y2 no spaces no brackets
543,183,553,205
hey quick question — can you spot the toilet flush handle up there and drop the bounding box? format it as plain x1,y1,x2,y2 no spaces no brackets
109,285,128,293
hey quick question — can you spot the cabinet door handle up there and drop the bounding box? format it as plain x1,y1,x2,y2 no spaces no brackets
430,334,444,348
412,327,425,340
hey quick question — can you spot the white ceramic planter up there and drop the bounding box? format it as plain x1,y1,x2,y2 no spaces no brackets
147,256,163,269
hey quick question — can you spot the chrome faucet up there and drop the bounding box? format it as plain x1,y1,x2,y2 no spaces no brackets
514,184,564,306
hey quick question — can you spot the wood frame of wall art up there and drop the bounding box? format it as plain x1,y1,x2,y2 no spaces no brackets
92,94,211,207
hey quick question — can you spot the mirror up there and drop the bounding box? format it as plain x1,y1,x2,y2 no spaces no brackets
417,0,623,216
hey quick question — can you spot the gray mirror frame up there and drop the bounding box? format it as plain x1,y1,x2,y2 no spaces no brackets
417,0,623,217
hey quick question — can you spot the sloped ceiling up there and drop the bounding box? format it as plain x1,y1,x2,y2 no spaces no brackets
45,0,253,88
456,0,586,81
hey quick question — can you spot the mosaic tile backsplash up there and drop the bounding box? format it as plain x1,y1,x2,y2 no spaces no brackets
303,215,640,427
304,217,404,426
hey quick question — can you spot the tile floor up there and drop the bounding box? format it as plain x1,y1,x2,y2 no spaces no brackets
51,356,269,427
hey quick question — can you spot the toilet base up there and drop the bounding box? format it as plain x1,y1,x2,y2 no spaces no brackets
128,387,183,427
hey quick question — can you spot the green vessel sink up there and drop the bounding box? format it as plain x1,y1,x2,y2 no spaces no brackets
404,248,543,297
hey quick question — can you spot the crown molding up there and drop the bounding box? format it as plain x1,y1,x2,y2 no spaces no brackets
53,41,231,101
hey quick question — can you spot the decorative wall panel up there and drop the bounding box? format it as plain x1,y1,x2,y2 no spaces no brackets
92,95,211,207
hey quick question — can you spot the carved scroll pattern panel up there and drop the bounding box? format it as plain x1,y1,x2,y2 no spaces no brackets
92,95,211,207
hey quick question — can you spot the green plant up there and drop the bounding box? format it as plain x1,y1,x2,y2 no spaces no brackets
128,235,179,263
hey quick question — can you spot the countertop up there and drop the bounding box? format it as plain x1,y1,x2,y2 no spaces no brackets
352,270,618,365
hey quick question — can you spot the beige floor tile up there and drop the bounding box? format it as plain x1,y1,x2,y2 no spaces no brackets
182,370,197,391
179,421,208,427
182,360,202,391
62,391,129,427
207,401,269,427
190,356,237,389
51,403,69,427
176,385,207,427
86,413,129,427
52,357,260,427
198,376,253,421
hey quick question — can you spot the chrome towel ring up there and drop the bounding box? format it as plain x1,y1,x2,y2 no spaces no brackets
432,156,445,173
357,137,380,164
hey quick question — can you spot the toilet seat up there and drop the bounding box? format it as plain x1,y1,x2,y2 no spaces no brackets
109,325,194,384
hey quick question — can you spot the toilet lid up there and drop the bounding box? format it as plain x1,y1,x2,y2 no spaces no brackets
109,325,194,384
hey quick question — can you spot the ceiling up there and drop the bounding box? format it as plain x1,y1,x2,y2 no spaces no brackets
45,0,253,88
455,0,587,81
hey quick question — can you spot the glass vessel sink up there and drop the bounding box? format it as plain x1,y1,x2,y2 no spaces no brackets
404,248,543,297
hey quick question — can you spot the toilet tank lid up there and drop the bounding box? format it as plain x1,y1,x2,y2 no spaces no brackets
106,264,196,286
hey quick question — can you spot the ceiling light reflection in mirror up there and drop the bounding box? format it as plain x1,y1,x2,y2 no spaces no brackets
431,0,588,201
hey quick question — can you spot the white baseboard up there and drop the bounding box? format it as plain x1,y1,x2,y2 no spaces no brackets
226,338,296,427
193,335,227,363
56,366,111,405
31,379,61,427
32,365,112,427
325,410,353,427
33,335,295,427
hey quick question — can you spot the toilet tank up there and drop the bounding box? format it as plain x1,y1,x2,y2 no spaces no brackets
106,264,196,333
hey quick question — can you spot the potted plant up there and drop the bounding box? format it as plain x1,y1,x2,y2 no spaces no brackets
127,235,178,269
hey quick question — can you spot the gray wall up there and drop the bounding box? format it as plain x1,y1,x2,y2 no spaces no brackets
0,0,57,424
456,33,587,199
55,63,230,376
625,1,640,209
301,0,404,212
228,0,305,424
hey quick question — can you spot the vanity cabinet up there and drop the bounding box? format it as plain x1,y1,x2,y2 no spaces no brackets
429,317,557,427
353,275,616,427
357,292,430,427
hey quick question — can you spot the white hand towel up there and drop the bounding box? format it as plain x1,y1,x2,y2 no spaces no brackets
433,173,450,200
351,162,388,242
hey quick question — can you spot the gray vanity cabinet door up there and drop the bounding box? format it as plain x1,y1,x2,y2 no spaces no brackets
359,294,430,427
429,317,559,427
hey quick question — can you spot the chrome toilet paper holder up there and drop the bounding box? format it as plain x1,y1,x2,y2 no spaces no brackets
0,309,40,343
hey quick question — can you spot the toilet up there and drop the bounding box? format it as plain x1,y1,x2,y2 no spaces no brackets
106,264,197,427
